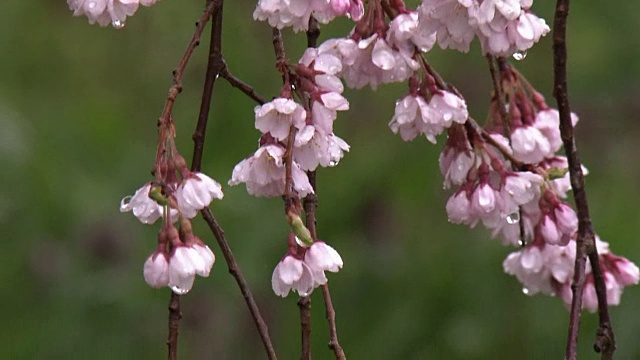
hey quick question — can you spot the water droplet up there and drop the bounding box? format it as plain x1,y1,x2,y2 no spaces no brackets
170,285,191,295
506,212,520,224
517,239,526,247
328,160,338,167
112,19,125,29
512,50,527,61
522,287,530,295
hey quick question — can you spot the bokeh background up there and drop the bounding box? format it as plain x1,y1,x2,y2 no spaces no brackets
1,1,639,359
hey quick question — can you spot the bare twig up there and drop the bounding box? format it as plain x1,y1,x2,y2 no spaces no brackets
183,1,277,358
298,296,312,360
192,0,225,171
200,209,278,359
321,284,346,360
552,1,615,359
159,0,218,128
167,292,182,360
220,67,267,105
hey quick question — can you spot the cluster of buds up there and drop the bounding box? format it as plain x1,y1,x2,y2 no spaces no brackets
253,0,364,32
120,118,223,294
229,47,350,197
272,231,343,297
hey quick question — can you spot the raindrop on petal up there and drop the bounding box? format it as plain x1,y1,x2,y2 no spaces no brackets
512,50,527,61
506,212,520,224
112,19,125,29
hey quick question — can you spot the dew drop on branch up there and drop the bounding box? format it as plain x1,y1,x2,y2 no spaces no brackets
522,287,530,295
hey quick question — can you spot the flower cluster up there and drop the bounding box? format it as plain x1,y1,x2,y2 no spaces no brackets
504,236,639,312
253,0,364,32
229,48,350,197
435,64,639,309
418,0,550,56
389,76,469,143
272,234,343,297
67,0,158,28
120,132,223,294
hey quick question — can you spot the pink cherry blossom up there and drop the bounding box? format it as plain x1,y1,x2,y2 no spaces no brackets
143,250,170,288
68,0,157,28
272,255,315,297
175,172,224,218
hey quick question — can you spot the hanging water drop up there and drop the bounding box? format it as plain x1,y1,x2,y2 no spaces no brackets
506,212,520,224
517,239,526,247
170,285,191,295
512,50,527,61
112,19,125,29
328,159,338,167
522,287,530,295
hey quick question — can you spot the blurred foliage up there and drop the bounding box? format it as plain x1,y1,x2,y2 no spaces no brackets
1,1,639,359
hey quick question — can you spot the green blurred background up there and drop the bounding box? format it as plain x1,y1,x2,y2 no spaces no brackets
1,1,638,359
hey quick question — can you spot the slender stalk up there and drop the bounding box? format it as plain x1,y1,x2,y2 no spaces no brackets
298,296,312,360
552,1,615,359
186,1,277,358
201,209,278,359
167,292,181,360
192,0,225,171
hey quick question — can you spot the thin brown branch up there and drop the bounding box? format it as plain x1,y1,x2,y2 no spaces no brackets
552,1,615,359
486,55,511,137
192,0,225,171
167,292,181,360
219,67,267,105
321,284,346,360
272,27,286,64
159,0,218,128
298,296,312,360
201,208,278,360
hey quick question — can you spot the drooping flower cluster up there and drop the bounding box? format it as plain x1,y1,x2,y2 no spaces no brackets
67,0,158,28
418,0,550,56
503,236,639,312
389,75,469,143
229,48,350,197
272,234,343,297
253,0,364,32
120,117,223,294
435,63,639,309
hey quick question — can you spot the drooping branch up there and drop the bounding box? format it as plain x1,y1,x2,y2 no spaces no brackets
167,292,181,360
192,0,225,171
159,0,219,128
200,209,278,359
298,296,312,360
552,1,615,359
185,1,277,359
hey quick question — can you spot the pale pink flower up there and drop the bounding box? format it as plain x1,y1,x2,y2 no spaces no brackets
510,125,552,164
175,172,224,218
143,250,169,288
229,145,313,197
68,0,157,28
168,246,197,295
272,255,315,297
439,148,474,188
387,12,436,54
503,245,554,295
120,183,177,224
253,0,312,32
471,183,497,215
417,0,476,52
446,191,474,225
305,241,343,276
255,98,307,141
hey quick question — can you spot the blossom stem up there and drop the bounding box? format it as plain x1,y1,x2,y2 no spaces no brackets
298,296,312,360
552,0,615,358
167,292,181,360
201,209,278,359
192,0,225,171
185,1,277,358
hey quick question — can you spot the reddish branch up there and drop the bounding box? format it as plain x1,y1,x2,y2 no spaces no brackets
161,3,219,357
167,292,182,360
298,296,313,360
200,209,278,359
552,1,615,359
